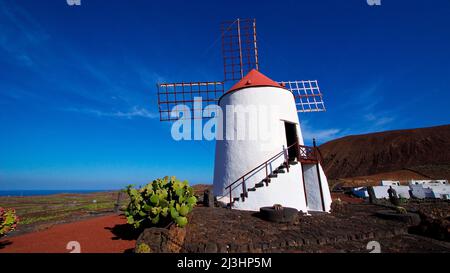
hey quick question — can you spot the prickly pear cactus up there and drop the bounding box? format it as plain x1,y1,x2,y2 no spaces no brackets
125,176,197,228
136,243,152,253
0,207,19,237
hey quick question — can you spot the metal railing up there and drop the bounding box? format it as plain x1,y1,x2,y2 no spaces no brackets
298,145,320,163
224,141,322,207
225,143,304,206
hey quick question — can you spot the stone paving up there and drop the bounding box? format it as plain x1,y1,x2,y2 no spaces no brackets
182,203,450,253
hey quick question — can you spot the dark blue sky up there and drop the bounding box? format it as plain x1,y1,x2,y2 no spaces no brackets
1,0,449,190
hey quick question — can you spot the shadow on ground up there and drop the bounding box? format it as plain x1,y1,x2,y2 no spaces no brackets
105,224,142,241
105,223,143,253
0,240,12,250
251,212,262,219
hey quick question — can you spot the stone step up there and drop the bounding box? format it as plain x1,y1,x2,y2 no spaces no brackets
268,174,278,178
240,192,248,198
289,161,298,165
274,169,286,174
233,197,240,202
255,182,265,188
248,187,256,192
278,164,287,169
262,178,271,183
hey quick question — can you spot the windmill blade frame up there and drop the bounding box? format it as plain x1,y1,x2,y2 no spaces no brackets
157,81,224,121
221,18,259,82
279,80,326,113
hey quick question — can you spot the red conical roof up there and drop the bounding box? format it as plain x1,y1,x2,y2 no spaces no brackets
227,69,284,93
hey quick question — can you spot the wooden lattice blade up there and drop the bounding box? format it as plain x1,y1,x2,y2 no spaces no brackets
221,18,259,82
279,80,326,113
157,81,224,121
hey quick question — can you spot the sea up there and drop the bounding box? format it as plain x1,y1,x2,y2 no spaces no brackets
0,190,111,197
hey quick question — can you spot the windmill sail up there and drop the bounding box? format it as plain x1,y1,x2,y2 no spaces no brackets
221,18,259,81
157,81,224,121
156,18,327,121
157,18,260,122
279,80,326,113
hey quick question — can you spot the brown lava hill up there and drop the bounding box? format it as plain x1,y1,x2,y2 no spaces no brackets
319,124,450,180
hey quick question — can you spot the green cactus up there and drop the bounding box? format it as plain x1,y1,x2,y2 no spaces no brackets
136,243,152,253
1,207,19,236
170,206,179,218
175,216,188,227
124,176,197,229
178,204,189,216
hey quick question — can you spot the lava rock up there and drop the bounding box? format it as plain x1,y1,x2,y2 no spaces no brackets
203,189,214,207
135,224,186,253
375,210,421,226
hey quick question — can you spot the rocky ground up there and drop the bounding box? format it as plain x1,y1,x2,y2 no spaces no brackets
181,202,450,253
2,189,449,253
404,200,450,242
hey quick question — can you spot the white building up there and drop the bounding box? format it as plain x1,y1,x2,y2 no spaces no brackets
381,180,400,186
353,179,450,200
409,180,448,185
409,184,435,199
409,180,450,199
213,70,332,213
372,185,411,199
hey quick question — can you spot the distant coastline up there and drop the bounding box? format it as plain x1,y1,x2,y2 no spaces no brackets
0,190,113,197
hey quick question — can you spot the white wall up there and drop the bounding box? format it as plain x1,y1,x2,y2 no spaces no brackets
381,180,400,186
231,163,308,212
365,184,450,200
213,85,332,212
409,180,448,185
213,86,305,210
318,163,332,212
303,164,321,211
302,163,332,212
422,184,450,199
372,185,411,199
410,185,434,199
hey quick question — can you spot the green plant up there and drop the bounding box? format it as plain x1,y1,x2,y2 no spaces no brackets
398,197,408,205
0,207,19,236
395,206,407,214
136,243,152,253
125,176,197,228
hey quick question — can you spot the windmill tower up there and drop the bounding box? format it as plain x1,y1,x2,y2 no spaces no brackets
157,19,332,212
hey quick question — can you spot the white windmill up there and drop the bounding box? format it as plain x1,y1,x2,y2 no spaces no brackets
157,19,332,213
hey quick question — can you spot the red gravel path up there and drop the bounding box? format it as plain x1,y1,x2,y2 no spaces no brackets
0,215,136,253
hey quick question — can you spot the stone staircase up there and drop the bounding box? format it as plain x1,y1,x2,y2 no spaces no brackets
228,160,299,207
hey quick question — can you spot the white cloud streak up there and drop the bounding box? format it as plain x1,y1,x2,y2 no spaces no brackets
65,106,159,119
300,120,342,143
